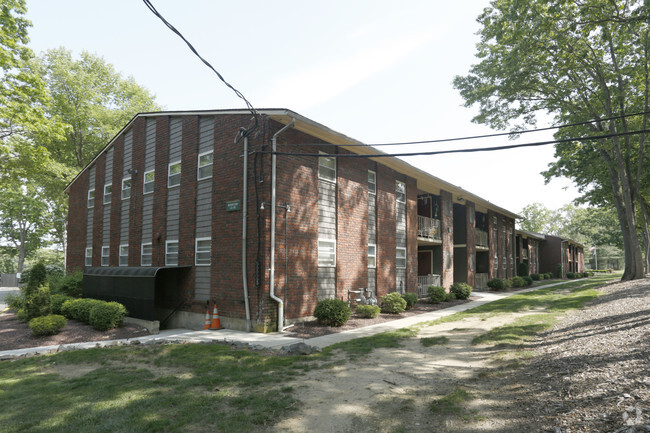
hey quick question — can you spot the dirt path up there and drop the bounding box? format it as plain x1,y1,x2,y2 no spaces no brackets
273,312,535,433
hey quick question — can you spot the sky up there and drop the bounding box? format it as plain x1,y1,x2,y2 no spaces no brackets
24,0,582,216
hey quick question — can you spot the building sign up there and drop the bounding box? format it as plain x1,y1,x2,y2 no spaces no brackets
226,200,241,212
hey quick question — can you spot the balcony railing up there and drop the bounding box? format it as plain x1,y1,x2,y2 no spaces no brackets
475,229,488,247
475,273,489,289
418,216,441,242
417,274,441,298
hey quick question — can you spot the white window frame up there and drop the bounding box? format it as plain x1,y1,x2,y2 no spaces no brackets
318,239,336,267
318,152,336,183
368,170,376,195
141,242,152,267
101,246,110,267
165,240,179,266
396,180,406,204
103,183,112,205
195,237,211,266
87,189,95,209
168,161,181,188
143,169,155,194
121,177,131,200
119,244,129,266
368,244,377,268
396,247,407,269
85,247,92,266
197,151,213,181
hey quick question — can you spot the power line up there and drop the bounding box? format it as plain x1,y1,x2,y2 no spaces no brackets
142,0,259,132
276,110,650,147
261,128,650,158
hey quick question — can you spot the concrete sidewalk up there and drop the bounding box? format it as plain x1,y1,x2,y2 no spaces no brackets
0,280,574,360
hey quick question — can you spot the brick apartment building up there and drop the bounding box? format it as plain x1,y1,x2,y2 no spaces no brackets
515,231,585,278
66,109,523,332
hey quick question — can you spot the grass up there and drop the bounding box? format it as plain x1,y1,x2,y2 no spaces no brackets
420,336,449,347
430,387,474,416
471,313,558,346
326,327,418,359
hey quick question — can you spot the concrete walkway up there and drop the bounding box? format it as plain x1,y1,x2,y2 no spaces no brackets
0,280,575,360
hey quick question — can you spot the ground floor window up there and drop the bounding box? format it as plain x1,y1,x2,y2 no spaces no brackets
166,240,179,266
318,239,336,267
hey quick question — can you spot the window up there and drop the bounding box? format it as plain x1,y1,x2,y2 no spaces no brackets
168,161,181,187
119,244,128,266
85,247,92,266
141,243,152,266
197,151,213,180
101,246,109,267
165,240,179,266
103,183,112,205
121,177,131,200
87,189,95,208
195,238,211,266
368,244,377,268
396,180,406,203
368,170,376,195
318,239,336,267
318,153,336,182
143,170,154,194
396,247,406,268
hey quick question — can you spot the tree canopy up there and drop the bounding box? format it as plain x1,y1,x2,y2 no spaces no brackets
455,0,650,280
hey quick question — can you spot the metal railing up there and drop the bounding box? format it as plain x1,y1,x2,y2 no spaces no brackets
417,274,441,297
475,273,489,289
475,229,488,247
417,216,441,241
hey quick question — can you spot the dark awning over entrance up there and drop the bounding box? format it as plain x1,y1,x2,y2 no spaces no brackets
83,266,191,321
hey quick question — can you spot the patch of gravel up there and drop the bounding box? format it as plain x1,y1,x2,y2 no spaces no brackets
487,279,650,433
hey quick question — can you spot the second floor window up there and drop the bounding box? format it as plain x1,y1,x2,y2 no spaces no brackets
168,161,181,187
198,151,213,180
87,189,95,208
103,183,112,205
143,170,154,194
166,240,179,266
121,177,131,200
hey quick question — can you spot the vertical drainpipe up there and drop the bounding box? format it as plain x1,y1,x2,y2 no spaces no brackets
241,132,251,332
270,118,295,331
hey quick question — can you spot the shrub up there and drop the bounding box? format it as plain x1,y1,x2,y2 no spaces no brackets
24,262,48,296
545,272,554,279
49,271,83,297
401,292,418,310
450,282,472,300
517,262,529,277
445,292,457,301
62,298,103,323
487,278,505,291
51,294,74,315
29,315,67,337
22,285,51,321
89,302,127,331
539,273,545,280
530,273,541,281
566,272,576,279
355,304,381,319
428,286,446,304
523,276,533,286
554,264,563,278
313,298,351,326
510,276,525,288
582,272,589,278
5,292,24,312
381,292,407,314
503,278,513,289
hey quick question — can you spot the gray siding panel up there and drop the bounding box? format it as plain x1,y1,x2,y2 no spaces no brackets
396,205,406,247
145,118,156,170
318,182,336,239
86,167,96,246
142,195,153,242
123,130,132,172
396,269,407,293
194,267,210,301
169,117,182,161
318,267,336,300
368,268,376,295
198,116,214,153
368,197,376,244
166,188,180,239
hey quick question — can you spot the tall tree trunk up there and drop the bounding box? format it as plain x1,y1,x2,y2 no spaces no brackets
640,197,650,274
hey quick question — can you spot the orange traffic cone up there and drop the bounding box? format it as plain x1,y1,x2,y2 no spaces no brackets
203,308,211,330
210,304,222,330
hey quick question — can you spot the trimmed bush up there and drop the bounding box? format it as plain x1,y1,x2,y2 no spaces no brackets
539,273,545,280
62,298,103,323
545,272,553,279
517,262,529,277
510,276,525,288
313,298,351,326
450,282,472,300
523,276,534,286
356,304,381,319
445,292,457,301
554,264,563,278
428,285,446,304
582,272,589,278
530,273,541,281
51,294,74,315
49,271,83,297
402,292,418,310
381,292,407,314
567,272,576,279
89,302,127,331
487,278,505,291
29,314,67,337
22,285,51,321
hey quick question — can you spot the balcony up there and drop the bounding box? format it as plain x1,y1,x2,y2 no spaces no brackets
475,229,488,248
418,216,441,242
417,274,441,298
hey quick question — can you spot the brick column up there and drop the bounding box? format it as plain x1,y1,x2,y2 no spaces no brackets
92,153,106,267
66,172,88,272
129,117,146,265
152,116,170,266
466,201,476,288
406,176,418,292
109,136,124,266
440,190,453,289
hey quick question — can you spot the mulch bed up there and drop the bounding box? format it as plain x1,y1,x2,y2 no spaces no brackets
283,297,477,340
0,312,150,352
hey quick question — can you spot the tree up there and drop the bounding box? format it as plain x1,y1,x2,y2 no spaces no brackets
454,0,649,280
518,202,562,235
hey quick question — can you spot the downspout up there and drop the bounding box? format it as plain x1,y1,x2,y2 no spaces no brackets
241,131,252,332
270,118,295,331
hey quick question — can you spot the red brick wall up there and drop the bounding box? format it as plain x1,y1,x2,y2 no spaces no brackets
440,190,453,289
152,116,169,266
129,118,146,265
92,153,106,267
109,136,124,267
376,164,397,296
466,201,476,287
406,176,418,292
